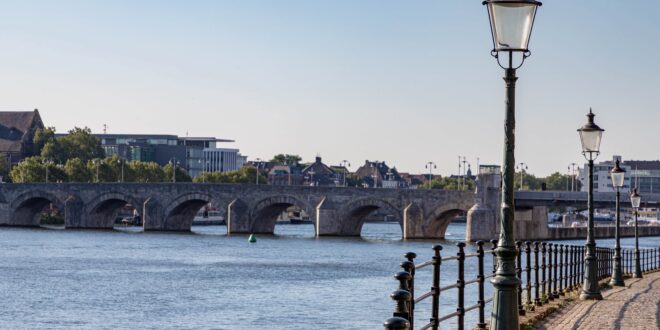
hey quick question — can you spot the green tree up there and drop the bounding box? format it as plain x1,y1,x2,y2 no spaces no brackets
193,166,266,184
419,177,475,190
9,156,45,183
41,127,104,163
32,127,56,155
271,154,302,164
129,161,166,183
64,158,93,182
163,163,192,182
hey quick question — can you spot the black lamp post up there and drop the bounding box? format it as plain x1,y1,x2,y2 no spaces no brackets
483,1,542,328
577,109,604,300
630,188,643,278
609,159,625,286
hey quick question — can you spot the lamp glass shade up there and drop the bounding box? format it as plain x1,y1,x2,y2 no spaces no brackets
487,2,539,51
630,190,641,208
610,161,625,188
578,129,603,153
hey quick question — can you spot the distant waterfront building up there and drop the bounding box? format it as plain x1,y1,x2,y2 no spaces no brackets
578,155,633,193
57,132,243,178
354,160,404,188
0,109,45,169
302,156,338,186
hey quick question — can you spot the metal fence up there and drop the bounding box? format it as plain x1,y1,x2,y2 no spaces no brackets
383,241,660,330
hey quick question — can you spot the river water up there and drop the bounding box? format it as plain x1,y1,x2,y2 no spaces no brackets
0,223,658,330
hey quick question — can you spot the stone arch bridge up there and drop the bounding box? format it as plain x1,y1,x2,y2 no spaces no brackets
0,183,475,239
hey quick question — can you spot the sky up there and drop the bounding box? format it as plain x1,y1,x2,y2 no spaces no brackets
0,0,658,177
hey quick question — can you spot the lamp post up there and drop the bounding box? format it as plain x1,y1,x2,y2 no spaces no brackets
254,158,262,185
169,157,179,183
118,159,125,182
425,161,436,183
516,162,528,190
630,188,643,278
93,159,100,183
569,163,578,191
609,159,625,286
483,1,542,328
340,160,351,187
577,109,604,300
43,159,53,183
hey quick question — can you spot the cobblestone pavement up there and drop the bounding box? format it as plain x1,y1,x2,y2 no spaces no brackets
537,271,660,330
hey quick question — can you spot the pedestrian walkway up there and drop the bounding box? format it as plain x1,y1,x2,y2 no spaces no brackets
537,271,660,329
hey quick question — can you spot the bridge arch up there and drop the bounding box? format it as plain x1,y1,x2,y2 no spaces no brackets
10,190,65,227
84,192,142,229
423,202,470,239
249,195,314,234
163,192,212,231
340,198,402,236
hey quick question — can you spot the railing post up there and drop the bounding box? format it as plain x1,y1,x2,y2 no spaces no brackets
516,241,524,316
534,242,541,306
564,245,569,292
580,246,585,283
552,243,558,299
476,241,487,329
431,245,442,330
525,241,533,310
570,246,575,289
457,242,466,330
547,243,554,301
558,245,564,296
386,271,412,330
490,239,498,276
541,242,547,304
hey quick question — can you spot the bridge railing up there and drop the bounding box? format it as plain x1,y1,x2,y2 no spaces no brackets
383,242,660,330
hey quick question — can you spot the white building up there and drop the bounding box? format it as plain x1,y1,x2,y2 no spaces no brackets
203,148,243,173
579,155,632,193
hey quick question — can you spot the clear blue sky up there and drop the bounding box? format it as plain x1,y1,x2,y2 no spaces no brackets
0,1,658,176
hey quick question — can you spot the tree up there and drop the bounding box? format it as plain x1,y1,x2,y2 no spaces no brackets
163,163,192,182
86,159,116,182
9,156,45,183
41,127,104,163
129,161,165,183
192,166,266,184
32,127,56,156
271,154,302,165
419,177,475,191
64,158,93,182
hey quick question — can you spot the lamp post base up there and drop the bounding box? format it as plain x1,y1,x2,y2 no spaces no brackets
609,278,625,287
579,291,603,300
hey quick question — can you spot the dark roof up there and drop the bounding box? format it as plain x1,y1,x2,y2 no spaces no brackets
625,160,660,171
0,110,43,153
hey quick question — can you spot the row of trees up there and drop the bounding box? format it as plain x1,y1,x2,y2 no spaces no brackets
418,171,581,191
9,155,193,183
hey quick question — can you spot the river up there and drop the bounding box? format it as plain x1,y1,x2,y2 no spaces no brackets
0,223,658,329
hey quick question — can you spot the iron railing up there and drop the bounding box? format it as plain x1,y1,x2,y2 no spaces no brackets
383,242,660,330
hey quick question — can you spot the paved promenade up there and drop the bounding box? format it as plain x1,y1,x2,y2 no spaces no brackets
538,271,660,329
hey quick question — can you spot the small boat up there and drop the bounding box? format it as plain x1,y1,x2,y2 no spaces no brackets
192,210,225,226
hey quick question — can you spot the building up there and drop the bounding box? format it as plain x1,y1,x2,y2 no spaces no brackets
354,160,404,188
58,132,243,178
268,164,304,186
578,155,633,193
0,109,45,169
301,156,338,186
623,160,660,194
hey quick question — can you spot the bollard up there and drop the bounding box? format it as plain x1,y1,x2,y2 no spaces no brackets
476,241,487,329
534,242,541,306
541,242,547,303
383,317,410,330
525,241,533,310
456,242,466,330
516,241,524,316
430,245,442,330
400,259,415,328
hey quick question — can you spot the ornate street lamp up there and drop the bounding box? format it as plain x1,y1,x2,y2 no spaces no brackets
609,159,625,286
577,109,604,300
483,1,542,328
630,188,643,278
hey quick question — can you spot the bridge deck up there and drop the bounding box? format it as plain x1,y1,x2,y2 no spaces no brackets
538,271,660,329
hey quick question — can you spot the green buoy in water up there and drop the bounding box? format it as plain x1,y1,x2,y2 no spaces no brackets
248,234,257,243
